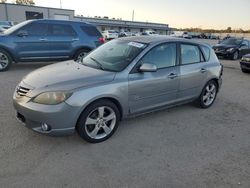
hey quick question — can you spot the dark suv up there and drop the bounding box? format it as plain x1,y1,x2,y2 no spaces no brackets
0,19,104,71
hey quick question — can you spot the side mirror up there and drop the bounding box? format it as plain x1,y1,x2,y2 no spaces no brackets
17,30,28,37
139,63,157,72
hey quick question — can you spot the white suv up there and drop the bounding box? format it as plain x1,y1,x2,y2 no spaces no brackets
102,30,118,40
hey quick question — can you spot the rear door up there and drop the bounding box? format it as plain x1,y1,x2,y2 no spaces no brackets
178,43,208,101
46,23,78,59
128,43,180,114
13,22,50,60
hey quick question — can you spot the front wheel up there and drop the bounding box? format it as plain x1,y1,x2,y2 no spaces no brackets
0,49,12,72
232,51,239,60
76,100,120,143
241,68,249,73
195,80,218,109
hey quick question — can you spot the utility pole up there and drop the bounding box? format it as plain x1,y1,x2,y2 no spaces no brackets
132,10,134,22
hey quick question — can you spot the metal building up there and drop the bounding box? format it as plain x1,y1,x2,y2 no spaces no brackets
0,3,169,34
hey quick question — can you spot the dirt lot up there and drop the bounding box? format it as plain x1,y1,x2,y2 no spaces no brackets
0,40,250,187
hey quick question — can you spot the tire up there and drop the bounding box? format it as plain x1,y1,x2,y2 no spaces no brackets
76,100,120,143
0,49,12,72
232,51,239,60
74,49,90,62
195,80,218,109
241,68,249,73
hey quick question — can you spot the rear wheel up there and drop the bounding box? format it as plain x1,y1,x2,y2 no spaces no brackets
195,80,218,109
76,100,120,143
74,49,90,62
0,49,12,72
241,68,249,73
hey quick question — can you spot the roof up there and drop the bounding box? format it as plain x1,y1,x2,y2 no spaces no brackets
119,36,209,46
31,19,91,25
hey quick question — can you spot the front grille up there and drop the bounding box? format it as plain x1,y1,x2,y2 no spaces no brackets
16,86,30,97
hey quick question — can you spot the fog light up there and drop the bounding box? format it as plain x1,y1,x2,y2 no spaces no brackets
41,123,50,131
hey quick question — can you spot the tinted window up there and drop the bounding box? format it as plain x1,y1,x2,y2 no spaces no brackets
19,23,48,36
181,44,201,65
81,25,101,37
201,46,210,61
142,43,176,69
221,38,242,45
49,24,76,36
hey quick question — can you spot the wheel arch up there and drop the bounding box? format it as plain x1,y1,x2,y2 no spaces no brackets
76,97,124,127
0,45,16,62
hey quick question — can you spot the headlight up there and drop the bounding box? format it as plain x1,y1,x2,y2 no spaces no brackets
33,92,72,105
241,57,250,62
227,48,235,52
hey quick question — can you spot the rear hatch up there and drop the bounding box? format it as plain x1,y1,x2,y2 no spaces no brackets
80,24,104,47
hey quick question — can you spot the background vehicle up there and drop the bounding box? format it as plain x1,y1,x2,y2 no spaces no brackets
213,38,250,60
118,31,133,37
0,19,104,71
0,21,13,32
182,32,192,39
240,54,250,73
143,30,158,36
102,30,119,40
13,36,222,143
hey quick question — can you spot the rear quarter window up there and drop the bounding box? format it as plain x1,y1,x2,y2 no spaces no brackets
201,46,210,61
81,25,101,37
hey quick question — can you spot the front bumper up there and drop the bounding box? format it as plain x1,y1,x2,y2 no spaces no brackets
240,61,250,70
214,50,234,58
13,96,81,136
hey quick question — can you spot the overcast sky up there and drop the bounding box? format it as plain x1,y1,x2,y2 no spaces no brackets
31,0,250,29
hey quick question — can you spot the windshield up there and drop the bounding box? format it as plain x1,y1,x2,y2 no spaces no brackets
2,20,32,35
221,38,242,45
80,40,147,72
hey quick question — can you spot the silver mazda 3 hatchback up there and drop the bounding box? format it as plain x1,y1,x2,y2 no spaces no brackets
13,36,223,143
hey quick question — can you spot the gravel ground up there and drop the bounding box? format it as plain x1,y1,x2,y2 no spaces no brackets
0,40,250,188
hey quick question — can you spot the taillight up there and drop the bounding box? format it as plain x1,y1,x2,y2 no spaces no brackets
99,37,105,44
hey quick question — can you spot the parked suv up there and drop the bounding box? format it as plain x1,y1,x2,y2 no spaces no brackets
13,36,223,143
0,19,104,71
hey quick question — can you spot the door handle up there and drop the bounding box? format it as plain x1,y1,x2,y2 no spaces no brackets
72,38,79,41
200,68,207,73
40,38,48,41
168,73,178,79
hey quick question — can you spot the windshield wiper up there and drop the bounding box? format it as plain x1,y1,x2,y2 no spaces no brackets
89,57,105,70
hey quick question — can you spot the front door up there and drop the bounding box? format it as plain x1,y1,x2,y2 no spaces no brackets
128,43,180,114
13,22,50,61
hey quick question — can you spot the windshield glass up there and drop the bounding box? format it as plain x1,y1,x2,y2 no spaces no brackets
221,38,242,45
80,40,147,72
3,20,32,35
0,21,10,26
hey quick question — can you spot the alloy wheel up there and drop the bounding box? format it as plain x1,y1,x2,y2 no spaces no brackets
84,106,117,140
203,83,217,106
0,52,9,70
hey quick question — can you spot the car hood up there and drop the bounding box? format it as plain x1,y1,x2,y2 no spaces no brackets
22,61,116,96
213,44,238,49
243,54,250,58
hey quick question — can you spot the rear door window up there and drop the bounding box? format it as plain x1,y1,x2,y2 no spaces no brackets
49,24,77,36
201,46,210,61
181,44,203,65
81,25,101,37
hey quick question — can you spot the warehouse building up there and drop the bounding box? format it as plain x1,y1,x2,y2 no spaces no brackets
0,3,170,34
